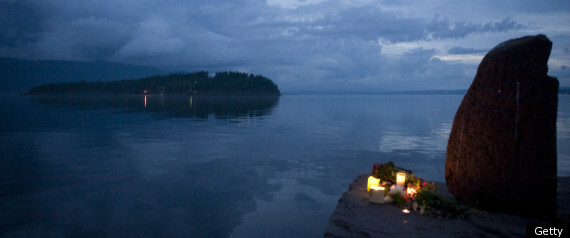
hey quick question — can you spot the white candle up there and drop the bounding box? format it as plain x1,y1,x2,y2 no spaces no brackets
369,186,385,204
396,171,406,187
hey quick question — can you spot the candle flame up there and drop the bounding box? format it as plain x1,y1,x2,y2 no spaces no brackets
370,186,385,191
406,187,417,196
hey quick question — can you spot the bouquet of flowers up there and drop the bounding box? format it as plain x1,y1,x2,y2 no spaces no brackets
370,161,470,218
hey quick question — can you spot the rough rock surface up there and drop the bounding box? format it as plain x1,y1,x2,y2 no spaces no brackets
323,175,569,238
445,34,559,218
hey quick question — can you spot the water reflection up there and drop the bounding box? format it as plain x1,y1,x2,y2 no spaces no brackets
0,129,283,237
2,94,568,238
29,95,280,120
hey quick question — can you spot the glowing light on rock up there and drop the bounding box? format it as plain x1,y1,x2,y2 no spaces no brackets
396,171,406,187
367,176,380,192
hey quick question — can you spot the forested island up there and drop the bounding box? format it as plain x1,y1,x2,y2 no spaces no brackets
27,71,280,96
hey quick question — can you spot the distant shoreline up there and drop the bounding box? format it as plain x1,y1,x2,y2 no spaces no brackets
281,88,570,95
15,91,570,97
20,92,281,97
26,71,281,96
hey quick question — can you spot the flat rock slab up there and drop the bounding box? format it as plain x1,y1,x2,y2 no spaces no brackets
324,175,569,238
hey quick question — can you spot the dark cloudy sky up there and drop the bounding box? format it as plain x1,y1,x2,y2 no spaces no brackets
1,0,569,92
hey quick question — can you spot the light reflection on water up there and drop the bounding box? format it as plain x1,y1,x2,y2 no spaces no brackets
0,94,568,238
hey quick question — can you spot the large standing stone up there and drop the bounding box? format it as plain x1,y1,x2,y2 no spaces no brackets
445,35,559,219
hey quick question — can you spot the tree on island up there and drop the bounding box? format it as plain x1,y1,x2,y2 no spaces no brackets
28,71,280,96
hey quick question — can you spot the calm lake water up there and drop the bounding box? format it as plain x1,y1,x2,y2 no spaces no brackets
1,94,569,237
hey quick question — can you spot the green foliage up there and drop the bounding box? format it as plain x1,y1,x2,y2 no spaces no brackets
28,71,281,96
372,161,396,182
389,192,408,208
415,183,440,210
371,161,471,218
406,173,422,188
372,161,423,187
415,183,469,218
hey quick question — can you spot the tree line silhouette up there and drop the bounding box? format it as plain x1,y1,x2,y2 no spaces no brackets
28,71,280,96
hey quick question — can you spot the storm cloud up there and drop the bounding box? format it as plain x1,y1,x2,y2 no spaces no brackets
1,0,569,91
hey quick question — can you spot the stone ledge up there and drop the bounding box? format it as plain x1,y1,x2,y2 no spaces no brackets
324,174,569,238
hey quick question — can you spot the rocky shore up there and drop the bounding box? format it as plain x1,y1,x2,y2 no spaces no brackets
324,174,569,238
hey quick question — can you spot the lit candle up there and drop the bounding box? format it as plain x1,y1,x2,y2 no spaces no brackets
406,187,417,197
402,209,410,214
367,176,380,192
396,171,406,187
369,186,385,204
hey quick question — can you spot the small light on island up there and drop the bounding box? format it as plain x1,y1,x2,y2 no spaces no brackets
367,176,380,192
402,209,410,214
